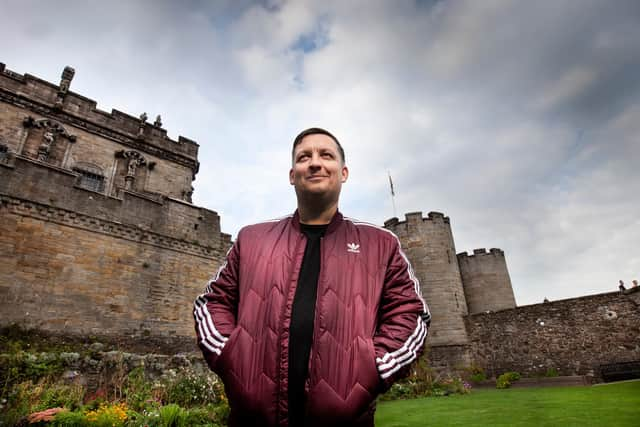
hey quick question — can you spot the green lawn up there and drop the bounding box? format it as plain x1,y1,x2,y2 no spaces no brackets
375,380,640,426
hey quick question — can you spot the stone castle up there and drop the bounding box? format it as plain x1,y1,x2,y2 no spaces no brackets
1,64,638,378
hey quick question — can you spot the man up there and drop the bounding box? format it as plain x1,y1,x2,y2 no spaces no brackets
194,128,430,426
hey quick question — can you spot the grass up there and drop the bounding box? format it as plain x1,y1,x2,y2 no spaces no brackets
375,380,640,426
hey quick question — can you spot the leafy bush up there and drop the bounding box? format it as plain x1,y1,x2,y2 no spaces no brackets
182,406,223,426
437,377,472,395
124,367,154,411
0,351,65,396
496,371,521,389
159,403,187,427
34,383,85,411
165,371,222,407
463,364,487,383
545,367,559,377
470,372,487,383
52,409,90,426
379,353,436,401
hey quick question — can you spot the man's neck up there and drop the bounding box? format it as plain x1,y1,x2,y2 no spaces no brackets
298,202,338,225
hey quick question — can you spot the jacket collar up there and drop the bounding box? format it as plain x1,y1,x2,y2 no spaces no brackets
291,209,343,235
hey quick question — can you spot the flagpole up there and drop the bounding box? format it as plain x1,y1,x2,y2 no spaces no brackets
388,170,397,218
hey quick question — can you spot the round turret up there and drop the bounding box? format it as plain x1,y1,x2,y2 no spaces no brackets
457,248,516,314
384,211,469,346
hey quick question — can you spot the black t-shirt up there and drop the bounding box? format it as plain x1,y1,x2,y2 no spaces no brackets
288,223,327,426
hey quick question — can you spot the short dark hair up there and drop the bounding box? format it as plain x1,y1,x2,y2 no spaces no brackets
292,127,345,164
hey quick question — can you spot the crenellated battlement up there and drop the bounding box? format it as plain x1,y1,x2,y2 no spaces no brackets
457,248,505,259
458,246,516,314
384,210,450,234
0,63,199,173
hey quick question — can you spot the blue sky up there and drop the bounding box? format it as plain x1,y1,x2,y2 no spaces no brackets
1,0,638,305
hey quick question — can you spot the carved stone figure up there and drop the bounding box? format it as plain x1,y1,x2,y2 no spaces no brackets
59,66,75,94
127,158,139,177
154,115,162,128
138,112,148,137
37,131,56,161
55,66,76,108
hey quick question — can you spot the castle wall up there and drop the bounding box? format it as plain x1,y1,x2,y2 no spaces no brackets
385,211,470,347
0,156,225,248
0,158,232,342
0,102,194,200
0,206,218,343
466,291,640,378
0,64,232,348
457,248,516,314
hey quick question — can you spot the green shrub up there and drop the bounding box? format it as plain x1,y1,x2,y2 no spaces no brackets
496,371,521,389
182,406,222,426
545,367,559,377
462,364,487,383
34,383,85,411
159,403,187,427
436,377,472,395
52,409,90,426
165,371,221,407
470,372,487,383
379,349,476,401
124,367,154,411
208,402,230,425
0,351,65,396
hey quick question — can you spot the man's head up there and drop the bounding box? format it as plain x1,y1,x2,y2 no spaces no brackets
291,127,345,164
290,127,348,209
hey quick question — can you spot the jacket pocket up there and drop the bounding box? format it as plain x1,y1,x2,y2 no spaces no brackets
363,338,382,397
215,326,241,376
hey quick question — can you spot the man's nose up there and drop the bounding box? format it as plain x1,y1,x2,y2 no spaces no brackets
309,153,322,168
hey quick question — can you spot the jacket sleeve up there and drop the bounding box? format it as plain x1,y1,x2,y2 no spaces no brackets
193,235,240,373
373,235,431,391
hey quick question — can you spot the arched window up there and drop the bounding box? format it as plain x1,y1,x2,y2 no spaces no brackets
73,163,105,193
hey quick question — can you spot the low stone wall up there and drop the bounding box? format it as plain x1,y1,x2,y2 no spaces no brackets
0,342,210,394
466,289,640,378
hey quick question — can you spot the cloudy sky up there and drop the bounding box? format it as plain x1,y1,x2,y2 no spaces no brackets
2,0,638,305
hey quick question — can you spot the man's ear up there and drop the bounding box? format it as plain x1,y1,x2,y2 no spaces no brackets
289,168,295,185
341,165,349,183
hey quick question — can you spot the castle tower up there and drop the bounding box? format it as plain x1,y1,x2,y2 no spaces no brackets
384,211,469,347
457,248,516,314
0,64,231,347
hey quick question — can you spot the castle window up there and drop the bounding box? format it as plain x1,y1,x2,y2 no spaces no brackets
74,166,105,193
0,144,8,161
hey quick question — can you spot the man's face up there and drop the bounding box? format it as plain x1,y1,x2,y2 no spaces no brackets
289,133,349,203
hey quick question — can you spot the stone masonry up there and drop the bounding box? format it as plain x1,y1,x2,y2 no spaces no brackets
466,290,640,377
458,248,516,314
2,63,638,380
0,63,230,347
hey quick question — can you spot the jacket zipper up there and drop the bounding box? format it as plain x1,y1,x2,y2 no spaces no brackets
279,231,306,425
305,236,324,397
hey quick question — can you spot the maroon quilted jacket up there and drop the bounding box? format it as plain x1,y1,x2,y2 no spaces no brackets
194,211,430,426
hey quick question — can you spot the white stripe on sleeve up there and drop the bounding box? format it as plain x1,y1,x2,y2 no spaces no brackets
376,317,428,379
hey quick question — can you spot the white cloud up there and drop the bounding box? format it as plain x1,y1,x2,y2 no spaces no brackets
1,0,638,305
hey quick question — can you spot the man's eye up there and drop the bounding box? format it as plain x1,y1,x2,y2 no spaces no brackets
321,152,334,158
297,155,309,162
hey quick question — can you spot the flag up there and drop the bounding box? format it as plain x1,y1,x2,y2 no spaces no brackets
388,172,395,196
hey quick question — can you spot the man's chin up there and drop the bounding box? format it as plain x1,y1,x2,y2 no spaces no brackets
298,187,337,200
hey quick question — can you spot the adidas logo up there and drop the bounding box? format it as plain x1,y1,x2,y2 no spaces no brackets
347,242,360,253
